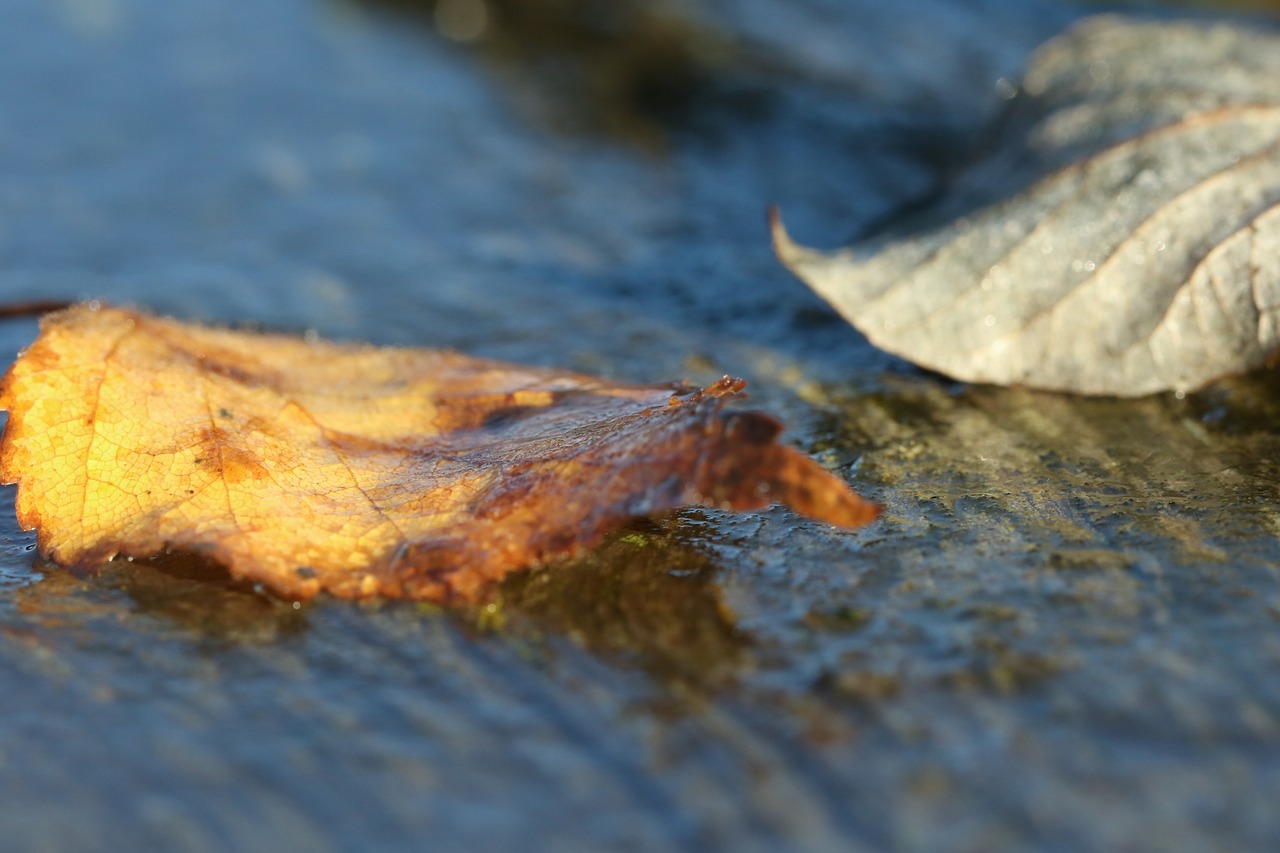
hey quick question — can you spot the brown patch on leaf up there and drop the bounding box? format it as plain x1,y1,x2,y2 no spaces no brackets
0,304,878,602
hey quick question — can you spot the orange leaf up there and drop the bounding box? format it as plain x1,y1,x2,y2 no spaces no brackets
0,304,878,602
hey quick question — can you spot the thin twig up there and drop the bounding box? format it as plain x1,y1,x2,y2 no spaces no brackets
0,299,75,320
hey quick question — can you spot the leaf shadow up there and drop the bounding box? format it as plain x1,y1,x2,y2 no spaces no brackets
4,514,752,688
494,514,750,690
8,552,310,645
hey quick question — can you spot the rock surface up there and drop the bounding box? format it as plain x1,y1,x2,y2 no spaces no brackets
0,1,1277,850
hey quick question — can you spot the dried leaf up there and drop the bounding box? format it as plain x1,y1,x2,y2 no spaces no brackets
773,17,1280,396
0,304,877,602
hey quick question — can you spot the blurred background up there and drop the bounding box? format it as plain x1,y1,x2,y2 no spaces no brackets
0,0,1278,850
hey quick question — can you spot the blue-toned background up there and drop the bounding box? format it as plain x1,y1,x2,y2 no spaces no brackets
1,1,1278,849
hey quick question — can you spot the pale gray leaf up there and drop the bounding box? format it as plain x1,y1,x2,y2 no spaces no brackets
773,16,1280,396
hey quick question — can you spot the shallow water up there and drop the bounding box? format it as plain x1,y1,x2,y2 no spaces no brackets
1,0,1278,849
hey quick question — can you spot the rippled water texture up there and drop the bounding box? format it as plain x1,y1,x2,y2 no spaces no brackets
1,0,1278,849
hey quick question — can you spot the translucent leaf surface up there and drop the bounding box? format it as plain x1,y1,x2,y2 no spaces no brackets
0,304,877,602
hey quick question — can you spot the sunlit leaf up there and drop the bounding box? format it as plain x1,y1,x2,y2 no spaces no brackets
0,304,877,602
774,17,1280,396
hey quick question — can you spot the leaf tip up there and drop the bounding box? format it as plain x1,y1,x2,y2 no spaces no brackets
770,446,882,530
768,207,842,286
767,206,800,264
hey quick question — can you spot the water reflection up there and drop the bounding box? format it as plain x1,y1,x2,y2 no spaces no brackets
812,372,1280,525
13,553,309,644
4,516,747,686
798,373,1280,700
498,516,748,689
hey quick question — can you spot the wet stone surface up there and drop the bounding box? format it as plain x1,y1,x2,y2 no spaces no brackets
1,0,1278,850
